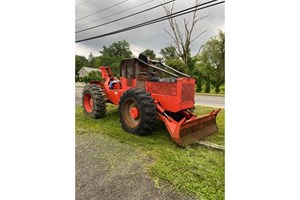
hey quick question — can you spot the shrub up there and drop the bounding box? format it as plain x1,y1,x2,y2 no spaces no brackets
196,77,202,92
220,85,225,93
82,70,102,83
205,76,211,93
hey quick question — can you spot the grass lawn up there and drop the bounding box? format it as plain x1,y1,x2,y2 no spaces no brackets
196,92,225,97
76,104,225,200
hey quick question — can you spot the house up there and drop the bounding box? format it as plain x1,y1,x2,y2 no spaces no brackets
78,67,99,78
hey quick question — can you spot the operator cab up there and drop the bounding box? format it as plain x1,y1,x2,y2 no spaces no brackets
120,54,179,89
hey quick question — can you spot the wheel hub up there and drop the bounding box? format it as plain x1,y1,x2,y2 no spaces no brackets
130,107,140,119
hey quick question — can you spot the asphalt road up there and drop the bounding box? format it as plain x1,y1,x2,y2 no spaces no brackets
76,86,224,108
194,94,224,108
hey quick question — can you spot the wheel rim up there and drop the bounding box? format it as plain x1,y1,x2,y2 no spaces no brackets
123,99,140,128
84,93,93,113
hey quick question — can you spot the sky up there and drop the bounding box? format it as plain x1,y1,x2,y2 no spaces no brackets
75,0,224,58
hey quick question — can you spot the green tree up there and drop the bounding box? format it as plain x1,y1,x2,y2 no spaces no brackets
94,56,102,67
165,58,186,73
160,45,177,59
196,54,213,93
160,45,187,73
87,52,98,68
141,49,156,59
100,40,132,58
193,67,203,92
82,70,102,83
196,75,203,92
75,55,88,75
205,74,211,93
197,30,225,93
99,40,133,76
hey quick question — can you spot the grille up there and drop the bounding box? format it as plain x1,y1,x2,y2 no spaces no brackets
181,83,194,102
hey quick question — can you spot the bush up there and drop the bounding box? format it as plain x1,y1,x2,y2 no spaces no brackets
205,76,211,93
82,70,102,83
196,76,202,92
220,85,225,93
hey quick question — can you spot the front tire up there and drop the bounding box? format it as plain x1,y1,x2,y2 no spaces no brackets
82,84,106,118
118,88,157,136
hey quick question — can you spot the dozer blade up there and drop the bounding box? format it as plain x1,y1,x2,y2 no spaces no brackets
158,109,221,147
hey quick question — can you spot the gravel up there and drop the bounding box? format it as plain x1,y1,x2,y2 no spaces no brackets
76,131,196,200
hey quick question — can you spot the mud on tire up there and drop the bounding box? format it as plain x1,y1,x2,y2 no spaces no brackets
118,88,157,136
82,84,106,118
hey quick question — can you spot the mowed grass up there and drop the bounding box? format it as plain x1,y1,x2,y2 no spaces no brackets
76,104,225,200
195,92,225,97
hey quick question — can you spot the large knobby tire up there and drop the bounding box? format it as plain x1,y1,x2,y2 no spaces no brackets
118,88,157,136
82,84,106,118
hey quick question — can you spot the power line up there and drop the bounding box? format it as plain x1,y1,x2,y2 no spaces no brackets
76,0,156,28
76,0,92,8
75,0,219,42
76,0,175,34
76,0,210,34
76,0,129,22
76,0,224,43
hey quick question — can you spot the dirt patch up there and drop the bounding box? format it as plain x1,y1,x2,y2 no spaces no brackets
76,132,196,200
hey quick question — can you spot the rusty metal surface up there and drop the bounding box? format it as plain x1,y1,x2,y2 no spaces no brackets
175,123,218,147
179,118,216,138
157,105,221,147
174,109,221,147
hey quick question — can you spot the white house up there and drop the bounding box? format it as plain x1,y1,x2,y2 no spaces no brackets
78,67,99,78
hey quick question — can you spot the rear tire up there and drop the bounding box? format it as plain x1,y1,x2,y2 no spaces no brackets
82,84,106,118
118,88,157,136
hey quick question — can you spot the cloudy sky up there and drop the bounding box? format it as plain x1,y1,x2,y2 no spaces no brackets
75,0,224,58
